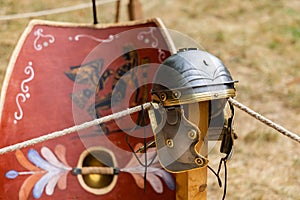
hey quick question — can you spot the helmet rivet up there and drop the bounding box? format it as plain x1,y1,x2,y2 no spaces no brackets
214,93,219,98
194,157,204,166
172,90,181,99
188,129,197,140
166,139,174,148
160,93,167,102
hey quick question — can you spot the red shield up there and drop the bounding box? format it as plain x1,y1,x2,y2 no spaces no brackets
0,19,176,200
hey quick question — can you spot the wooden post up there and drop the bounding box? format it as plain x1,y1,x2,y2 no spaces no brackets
128,0,143,20
176,102,209,200
115,0,121,23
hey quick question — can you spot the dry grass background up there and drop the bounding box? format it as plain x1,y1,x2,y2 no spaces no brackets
0,0,299,199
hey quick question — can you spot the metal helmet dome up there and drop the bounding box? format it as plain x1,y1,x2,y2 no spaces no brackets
151,48,237,106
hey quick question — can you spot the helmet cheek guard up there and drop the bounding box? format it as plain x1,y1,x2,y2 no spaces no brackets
149,49,238,172
148,104,206,172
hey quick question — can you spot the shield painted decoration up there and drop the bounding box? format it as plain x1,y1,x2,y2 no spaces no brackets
0,18,176,200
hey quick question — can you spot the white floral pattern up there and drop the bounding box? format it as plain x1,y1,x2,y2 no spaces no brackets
33,28,55,51
68,34,117,43
14,61,35,124
137,27,158,48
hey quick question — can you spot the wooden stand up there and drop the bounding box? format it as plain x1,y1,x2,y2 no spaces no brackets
128,0,143,20
176,102,209,200
115,0,143,22
115,0,121,22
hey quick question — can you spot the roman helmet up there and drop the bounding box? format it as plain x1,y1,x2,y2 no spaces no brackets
149,48,237,172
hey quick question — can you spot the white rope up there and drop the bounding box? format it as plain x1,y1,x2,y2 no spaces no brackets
228,98,300,144
0,0,118,21
0,102,152,155
0,98,299,155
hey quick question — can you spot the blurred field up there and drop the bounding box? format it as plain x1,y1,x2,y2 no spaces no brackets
0,0,299,199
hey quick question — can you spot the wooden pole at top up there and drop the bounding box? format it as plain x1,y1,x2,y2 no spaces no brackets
128,0,143,20
176,102,209,200
115,0,121,23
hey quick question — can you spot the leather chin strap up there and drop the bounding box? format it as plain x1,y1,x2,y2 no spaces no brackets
148,104,208,172
220,101,235,157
